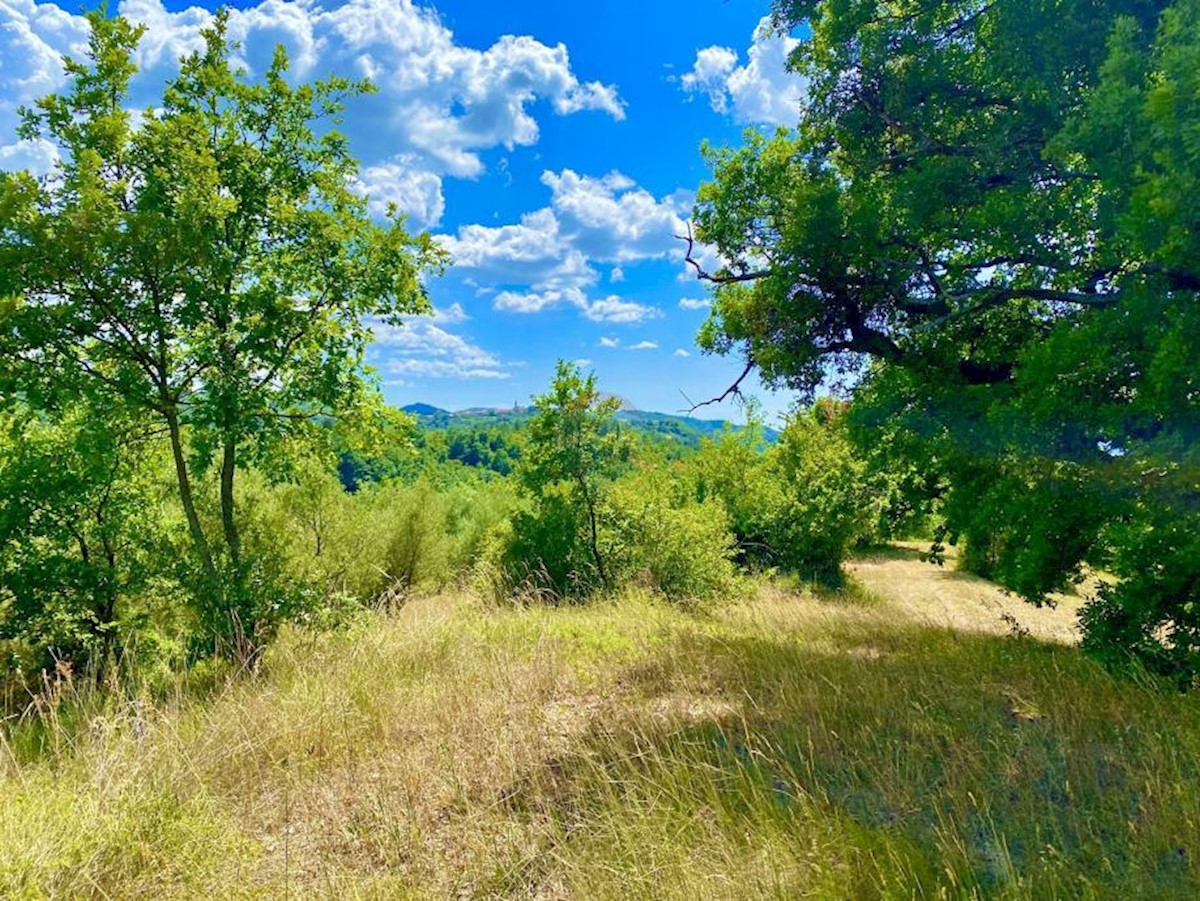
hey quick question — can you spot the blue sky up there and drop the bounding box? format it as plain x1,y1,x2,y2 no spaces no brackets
0,0,807,421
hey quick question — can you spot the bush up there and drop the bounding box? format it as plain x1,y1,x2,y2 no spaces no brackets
685,422,782,568
603,470,740,603
1081,509,1200,688
763,402,879,584
481,489,596,603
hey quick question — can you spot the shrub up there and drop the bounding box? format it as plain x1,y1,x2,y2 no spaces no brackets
763,401,879,584
603,470,740,603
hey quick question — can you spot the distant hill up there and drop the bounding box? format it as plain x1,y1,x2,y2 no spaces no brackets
400,402,448,417
400,403,777,446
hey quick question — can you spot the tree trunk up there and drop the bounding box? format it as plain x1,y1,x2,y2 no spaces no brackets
165,407,218,585
219,435,241,570
578,475,608,588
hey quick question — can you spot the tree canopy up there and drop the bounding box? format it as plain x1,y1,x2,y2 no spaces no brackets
690,0,1200,680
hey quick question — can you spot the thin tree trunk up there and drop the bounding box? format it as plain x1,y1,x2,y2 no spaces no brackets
96,508,119,660
220,435,240,569
165,407,218,584
578,476,608,588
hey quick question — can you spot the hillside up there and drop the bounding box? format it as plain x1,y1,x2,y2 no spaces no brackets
402,403,779,446
3,555,1197,899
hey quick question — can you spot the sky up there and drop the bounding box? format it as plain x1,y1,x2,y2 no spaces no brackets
0,0,808,422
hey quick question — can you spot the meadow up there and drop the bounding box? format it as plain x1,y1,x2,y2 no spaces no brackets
3,549,1197,900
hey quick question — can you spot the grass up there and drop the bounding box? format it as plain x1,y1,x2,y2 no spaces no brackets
2,559,1199,899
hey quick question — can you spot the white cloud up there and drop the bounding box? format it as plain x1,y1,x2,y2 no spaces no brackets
0,137,58,175
673,348,691,357
431,302,469,324
574,357,593,368
356,159,445,227
440,168,694,321
598,336,620,348
679,297,712,310
0,0,624,227
541,169,686,262
628,340,658,351
492,288,660,323
372,318,511,380
680,45,737,112
609,266,624,283
0,0,89,114
583,295,660,324
681,16,806,126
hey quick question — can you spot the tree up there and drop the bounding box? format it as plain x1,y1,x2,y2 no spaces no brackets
0,12,443,652
0,396,173,674
688,1,1199,678
518,361,630,593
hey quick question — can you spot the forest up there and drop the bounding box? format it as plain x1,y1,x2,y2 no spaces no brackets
2,0,1199,897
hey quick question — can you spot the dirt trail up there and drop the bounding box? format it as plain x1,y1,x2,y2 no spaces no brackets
847,545,1086,645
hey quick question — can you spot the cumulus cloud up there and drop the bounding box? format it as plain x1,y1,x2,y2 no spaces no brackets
372,319,511,380
673,348,691,357
681,16,805,126
0,137,59,175
356,159,445,227
541,169,685,262
583,296,661,324
628,340,658,351
0,0,89,114
597,336,620,348
680,46,737,112
0,0,625,227
492,288,661,323
679,297,712,310
440,168,691,322
430,302,469,324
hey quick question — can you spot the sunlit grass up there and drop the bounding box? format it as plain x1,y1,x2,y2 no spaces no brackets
3,566,1198,899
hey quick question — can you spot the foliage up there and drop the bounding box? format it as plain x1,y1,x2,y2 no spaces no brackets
687,419,782,569
686,401,878,583
0,12,442,656
690,0,1200,676
0,404,170,671
500,361,632,598
765,401,878,584
602,467,741,603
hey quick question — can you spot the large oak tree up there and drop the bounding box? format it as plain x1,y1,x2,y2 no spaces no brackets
689,0,1199,680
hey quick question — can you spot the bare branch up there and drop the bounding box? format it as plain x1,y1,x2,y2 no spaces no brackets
686,358,756,413
676,222,772,285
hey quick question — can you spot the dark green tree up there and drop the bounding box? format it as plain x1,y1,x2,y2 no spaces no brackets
688,1,1199,679
0,402,162,671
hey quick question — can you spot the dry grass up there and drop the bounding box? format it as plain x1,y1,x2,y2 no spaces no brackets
848,544,1085,644
2,555,1198,899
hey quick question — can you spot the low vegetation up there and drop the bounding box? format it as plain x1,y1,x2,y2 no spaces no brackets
4,565,1198,899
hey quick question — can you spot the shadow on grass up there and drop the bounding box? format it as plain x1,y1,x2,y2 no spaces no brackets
498,622,1199,899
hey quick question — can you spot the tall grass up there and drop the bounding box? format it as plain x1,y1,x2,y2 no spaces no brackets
2,578,1198,898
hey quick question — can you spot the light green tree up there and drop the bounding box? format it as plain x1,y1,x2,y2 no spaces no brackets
0,13,444,652
520,361,631,591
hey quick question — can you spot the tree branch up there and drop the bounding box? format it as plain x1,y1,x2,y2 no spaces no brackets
686,357,756,413
676,222,772,285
